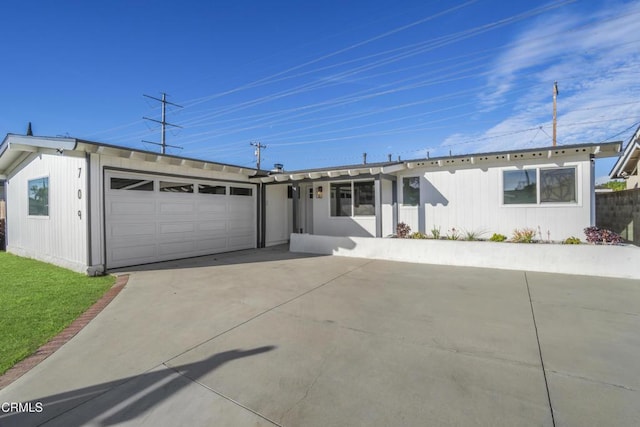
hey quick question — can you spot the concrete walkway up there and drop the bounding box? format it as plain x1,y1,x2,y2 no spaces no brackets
0,246,638,426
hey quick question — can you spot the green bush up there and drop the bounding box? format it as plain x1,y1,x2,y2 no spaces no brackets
563,236,581,244
409,232,428,239
489,233,507,242
463,229,484,241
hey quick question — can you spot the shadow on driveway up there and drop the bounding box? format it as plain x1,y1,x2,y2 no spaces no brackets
0,346,276,427
109,244,324,273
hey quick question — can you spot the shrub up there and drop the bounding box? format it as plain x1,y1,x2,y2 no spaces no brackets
583,226,623,245
512,228,536,243
396,222,411,238
463,229,484,241
446,227,460,240
489,233,507,242
563,236,581,244
409,232,428,239
430,226,441,240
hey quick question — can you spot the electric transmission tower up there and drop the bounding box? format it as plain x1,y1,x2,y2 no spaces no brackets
142,93,183,154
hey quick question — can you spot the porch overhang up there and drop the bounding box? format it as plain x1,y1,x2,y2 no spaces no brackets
252,162,407,184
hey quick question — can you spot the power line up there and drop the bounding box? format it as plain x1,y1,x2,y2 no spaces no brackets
142,93,183,154
250,141,267,170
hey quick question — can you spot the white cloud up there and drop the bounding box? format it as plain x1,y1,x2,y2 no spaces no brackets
451,1,640,156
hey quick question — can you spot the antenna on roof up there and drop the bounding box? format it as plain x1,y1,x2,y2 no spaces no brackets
363,152,367,164
26,122,33,136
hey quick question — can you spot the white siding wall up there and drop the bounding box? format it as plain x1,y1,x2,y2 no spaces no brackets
312,180,376,237
397,156,592,241
381,179,394,237
6,153,88,272
265,184,290,246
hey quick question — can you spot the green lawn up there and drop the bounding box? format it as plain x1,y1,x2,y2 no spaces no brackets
0,252,115,375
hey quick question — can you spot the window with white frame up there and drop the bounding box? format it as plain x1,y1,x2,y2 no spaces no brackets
28,177,49,216
330,181,375,217
503,167,576,205
402,177,420,206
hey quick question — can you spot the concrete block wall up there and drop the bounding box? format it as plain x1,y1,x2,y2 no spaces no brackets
596,188,640,245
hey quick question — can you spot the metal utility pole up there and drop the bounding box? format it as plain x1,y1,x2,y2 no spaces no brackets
251,141,267,170
142,93,183,154
552,81,559,147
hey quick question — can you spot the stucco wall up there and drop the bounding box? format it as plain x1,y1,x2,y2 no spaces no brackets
596,188,640,245
6,153,88,272
397,156,592,241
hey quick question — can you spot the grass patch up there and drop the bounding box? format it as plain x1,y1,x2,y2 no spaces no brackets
0,252,114,375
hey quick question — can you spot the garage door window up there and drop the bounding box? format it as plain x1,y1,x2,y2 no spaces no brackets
110,178,154,191
160,181,194,193
230,187,252,196
198,184,226,195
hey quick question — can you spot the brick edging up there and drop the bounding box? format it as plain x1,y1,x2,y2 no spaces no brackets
0,274,129,391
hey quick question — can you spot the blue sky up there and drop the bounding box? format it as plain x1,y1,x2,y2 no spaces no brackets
2,1,639,180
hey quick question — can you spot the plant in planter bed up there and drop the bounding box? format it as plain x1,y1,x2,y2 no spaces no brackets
396,222,411,239
511,228,536,243
583,226,623,245
489,233,507,242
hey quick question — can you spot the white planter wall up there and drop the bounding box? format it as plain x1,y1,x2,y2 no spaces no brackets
290,233,640,280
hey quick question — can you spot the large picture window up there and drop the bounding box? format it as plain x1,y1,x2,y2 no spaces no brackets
540,168,576,203
503,170,537,204
330,181,375,217
28,177,49,216
503,167,577,205
402,177,420,206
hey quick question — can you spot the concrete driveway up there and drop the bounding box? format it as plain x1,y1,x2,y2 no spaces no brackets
0,246,638,426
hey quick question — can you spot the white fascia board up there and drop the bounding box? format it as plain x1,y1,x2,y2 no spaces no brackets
380,164,406,174
348,169,360,176
274,174,290,182
5,135,77,152
610,139,639,178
